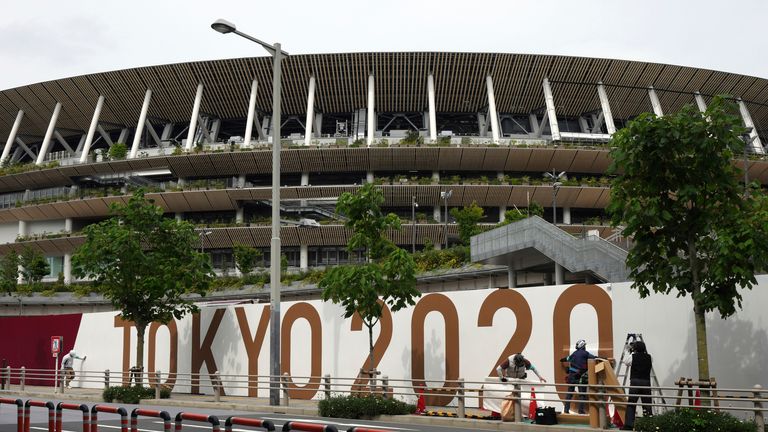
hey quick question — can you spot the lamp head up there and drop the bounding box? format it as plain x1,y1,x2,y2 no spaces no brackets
211,19,236,34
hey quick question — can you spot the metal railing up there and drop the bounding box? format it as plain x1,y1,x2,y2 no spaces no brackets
0,365,765,430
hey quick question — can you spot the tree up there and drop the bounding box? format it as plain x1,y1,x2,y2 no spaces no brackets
607,96,768,381
450,201,485,245
319,183,420,373
0,253,19,295
73,190,214,380
19,246,50,289
233,243,262,276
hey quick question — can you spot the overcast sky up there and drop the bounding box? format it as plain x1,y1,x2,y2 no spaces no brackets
1,0,766,91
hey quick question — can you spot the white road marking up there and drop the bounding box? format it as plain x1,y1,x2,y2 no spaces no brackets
98,425,157,432
261,417,416,430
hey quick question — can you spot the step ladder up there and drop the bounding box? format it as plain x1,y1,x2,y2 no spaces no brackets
614,333,667,405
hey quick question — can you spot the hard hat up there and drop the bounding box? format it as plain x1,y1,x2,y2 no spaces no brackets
576,339,587,350
69,350,76,357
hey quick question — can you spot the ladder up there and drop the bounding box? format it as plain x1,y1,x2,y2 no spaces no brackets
615,333,667,405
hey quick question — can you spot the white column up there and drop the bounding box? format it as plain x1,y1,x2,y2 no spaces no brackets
304,76,316,146
185,83,204,151
694,92,708,113
738,98,764,154
238,175,246,188
433,206,442,223
499,205,507,223
563,207,571,225
542,78,561,140
63,254,72,285
64,218,73,232
648,86,664,116
486,75,500,143
596,82,616,134
366,171,374,183
300,244,309,271
432,171,440,183
80,96,104,163
555,263,564,285
428,74,437,141
236,207,244,224
36,102,62,165
175,212,183,222
130,89,152,159
1,110,24,166
367,74,375,146
18,220,27,237
508,268,517,288
301,172,309,186
244,80,259,147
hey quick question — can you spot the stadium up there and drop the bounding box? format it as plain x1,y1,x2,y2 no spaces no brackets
1,52,767,286
1,53,768,402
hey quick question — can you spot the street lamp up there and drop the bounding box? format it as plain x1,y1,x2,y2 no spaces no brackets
411,196,419,253
212,18,289,406
544,170,566,224
199,230,213,254
440,190,452,249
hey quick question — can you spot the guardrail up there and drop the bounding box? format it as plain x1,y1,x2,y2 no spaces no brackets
1,366,766,430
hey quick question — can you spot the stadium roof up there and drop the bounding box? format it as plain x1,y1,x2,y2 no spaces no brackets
2,52,768,140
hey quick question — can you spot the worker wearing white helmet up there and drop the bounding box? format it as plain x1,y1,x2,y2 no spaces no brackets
60,350,86,388
496,353,546,383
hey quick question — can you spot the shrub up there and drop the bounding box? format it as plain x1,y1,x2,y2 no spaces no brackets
414,245,470,272
634,408,756,432
108,143,128,160
318,394,416,419
103,385,170,404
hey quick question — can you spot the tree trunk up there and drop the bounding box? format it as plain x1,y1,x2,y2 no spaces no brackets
136,323,146,386
367,322,375,391
689,235,710,406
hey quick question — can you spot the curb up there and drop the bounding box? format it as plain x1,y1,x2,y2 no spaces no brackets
140,398,319,416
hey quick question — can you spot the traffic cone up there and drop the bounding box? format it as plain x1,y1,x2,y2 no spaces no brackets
610,404,624,428
528,387,538,420
416,389,426,414
693,389,701,409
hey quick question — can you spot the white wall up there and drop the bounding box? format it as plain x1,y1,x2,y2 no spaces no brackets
28,220,65,236
0,222,18,244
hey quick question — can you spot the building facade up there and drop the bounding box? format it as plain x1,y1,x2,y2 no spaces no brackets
0,52,766,285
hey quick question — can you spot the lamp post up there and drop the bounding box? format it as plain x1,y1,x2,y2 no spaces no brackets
199,230,213,254
544,170,566,224
212,19,288,406
440,190,452,249
411,196,418,253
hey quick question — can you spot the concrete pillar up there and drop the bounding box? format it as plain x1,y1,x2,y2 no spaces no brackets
300,244,309,271
238,175,246,188
648,86,664,117
555,263,564,285
596,82,616,134
304,76,316,146
1,110,24,166
367,74,375,146
18,220,27,237
434,206,442,223
366,171,374,184
63,254,72,285
175,213,183,222
694,91,707,113
432,171,440,183
563,207,571,225
64,218,73,233
185,83,204,151
236,207,244,224
36,102,62,165
738,98,764,154
244,79,259,147
486,75,500,143
529,113,540,136
542,78,561,141
499,205,507,223
80,96,105,163
428,74,437,141
508,268,517,288
130,89,152,159
301,172,310,186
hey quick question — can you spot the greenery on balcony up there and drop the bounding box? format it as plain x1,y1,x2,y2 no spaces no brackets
0,160,60,177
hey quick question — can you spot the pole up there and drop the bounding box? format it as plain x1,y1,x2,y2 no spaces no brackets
269,42,283,407
412,196,416,254
552,186,557,225
443,194,449,249
744,137,750,198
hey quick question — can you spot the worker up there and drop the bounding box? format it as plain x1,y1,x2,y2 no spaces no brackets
562,339,597,414
497,353,546,383
61,350,86,388
621,341,653,430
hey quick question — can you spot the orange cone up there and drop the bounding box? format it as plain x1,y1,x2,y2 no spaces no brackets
693,389,701,409
610,404,624,428
416,389,426,414
528,387,538,420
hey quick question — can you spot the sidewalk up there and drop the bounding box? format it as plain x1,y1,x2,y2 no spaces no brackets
0,385,607,431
